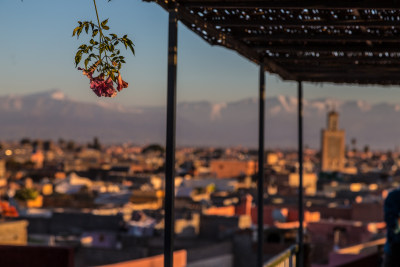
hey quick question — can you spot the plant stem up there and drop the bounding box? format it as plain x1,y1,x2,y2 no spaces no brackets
93,0,104,63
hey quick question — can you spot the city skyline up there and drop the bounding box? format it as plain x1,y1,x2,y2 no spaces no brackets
0,89,399,150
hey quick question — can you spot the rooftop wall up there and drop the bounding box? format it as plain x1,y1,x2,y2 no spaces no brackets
95,250,186,267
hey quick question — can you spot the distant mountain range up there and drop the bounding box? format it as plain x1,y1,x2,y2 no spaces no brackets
0,90,399,149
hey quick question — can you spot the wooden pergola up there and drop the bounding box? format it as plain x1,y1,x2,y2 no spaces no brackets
141,1,400,267
146,0,400,85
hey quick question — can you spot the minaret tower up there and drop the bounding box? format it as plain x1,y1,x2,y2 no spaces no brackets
321,110,345,172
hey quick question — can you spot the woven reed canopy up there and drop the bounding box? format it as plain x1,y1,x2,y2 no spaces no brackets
145,0,400,85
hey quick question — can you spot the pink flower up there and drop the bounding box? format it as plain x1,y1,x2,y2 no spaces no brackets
78,61,124,98
103,77,117,97
89,74,117,98
117,74,128,92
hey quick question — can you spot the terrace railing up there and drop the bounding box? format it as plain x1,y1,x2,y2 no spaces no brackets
263,244,299,267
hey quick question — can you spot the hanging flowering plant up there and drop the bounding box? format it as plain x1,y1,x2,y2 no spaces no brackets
73,0,134,97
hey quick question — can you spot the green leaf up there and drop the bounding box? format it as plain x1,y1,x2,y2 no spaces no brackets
92,29,99,37
84,23,89,34
72,26,80,37
101,19,109,28
75,51,83,67
76,27,83,38
127,42,135,55
84,58,90,69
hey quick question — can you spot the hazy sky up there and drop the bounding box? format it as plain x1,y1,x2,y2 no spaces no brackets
1,0,400,107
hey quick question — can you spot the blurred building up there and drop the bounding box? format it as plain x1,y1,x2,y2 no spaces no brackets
321,111,345,172
0,220,28,245
0,160,6,188
209,159,256,178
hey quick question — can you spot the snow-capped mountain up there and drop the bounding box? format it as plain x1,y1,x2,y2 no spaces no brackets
0,90,399,149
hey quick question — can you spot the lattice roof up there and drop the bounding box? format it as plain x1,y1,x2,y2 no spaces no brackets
144,0,400,85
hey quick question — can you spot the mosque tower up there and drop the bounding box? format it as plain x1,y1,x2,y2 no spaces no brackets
321,110,345,172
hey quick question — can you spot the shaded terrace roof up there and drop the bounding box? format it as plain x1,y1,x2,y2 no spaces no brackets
145,0,400,85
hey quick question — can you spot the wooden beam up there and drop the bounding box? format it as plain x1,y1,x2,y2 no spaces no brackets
263,59,297,80
297,75,400,85
241,34,400,43
287,67,400,74
252,44,400,53
351,8,373,46
289,73,400,80
180,0,400,9
267,57,400,64
284,66,400,74
284,68,400,75
212,19,400,28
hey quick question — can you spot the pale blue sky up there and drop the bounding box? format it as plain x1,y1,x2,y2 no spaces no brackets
1,0,400,107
